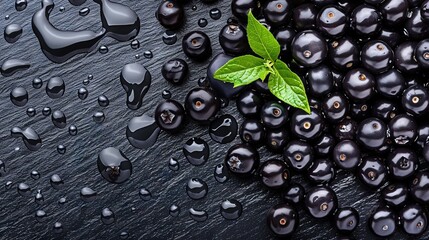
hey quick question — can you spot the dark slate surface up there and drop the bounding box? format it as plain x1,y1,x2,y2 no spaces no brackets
0,0,426,239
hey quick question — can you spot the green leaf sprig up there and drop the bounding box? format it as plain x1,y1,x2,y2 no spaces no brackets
214,11,310,113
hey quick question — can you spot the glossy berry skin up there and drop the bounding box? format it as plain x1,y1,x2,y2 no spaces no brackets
225,144,260,176
405,8,429,40
377,29,403,48
231,0,260,22
350,4,382,37
290,109,324,141
292,4,318,30
424,144,429,162
357,157,387,188
334,118,357,140
156,0,184,29
263,0,292,27
387,148,418,180
334,207,359,234
350,103,371,121
240,119,265,146
306,65,333,98
422,0,429,22
375,69,405,98
236,90,263,118
410,171,429,204
182,31,212,61
314,134,335,156
371,99,398,120
252,80,270,95
316,6,347,38
161,58,188,85
418,124,429,148
310,0,336,6
283,140,313,172
380,0,409,26
261,101,288,129
415,39,429,69
328,37,360,70
322,93,348,123
281,183,305,205
267,204,299,237
369,206,397,237
291,30,328,68
307,159,335,184
332,140,360,170
361,40,393,74
184,88,220,123
154,99,186,132
259,159,290,189
219,24,249,56
265,128,288,153
342,68,375,102
381,184,408,208
394,42,419,73
399,204,428,235
304,186,338,219
388,114,417,145
402,84,429,115
274,27,296,58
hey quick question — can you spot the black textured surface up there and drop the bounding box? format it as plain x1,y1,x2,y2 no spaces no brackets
0,1,426,239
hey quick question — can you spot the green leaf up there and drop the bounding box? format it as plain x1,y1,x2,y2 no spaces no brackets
213,55,268,88
269,60,310,113
247,11,280,62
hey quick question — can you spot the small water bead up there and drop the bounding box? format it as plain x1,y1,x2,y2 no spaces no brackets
79,7,90,16
186,178,208,200
10,87,28,107
209,114,238,144
135,54,140,59
192,5,197,11
101,208,115,225
189,208,208,222
35,210,47,222
220,98,229,108
93,111,105,123
168,158,179,171
98,95,109,107
14,147,20,151
53,222,63,234
52,110,67,128
42,107,51,116
31,170,40,180
119,232,129,239
97,147,132,184
57,144,66,154
198,77,210,87
220,199,242,220
198,18,208,27
78,87,88,100
162,90,171,99
0,160,6,176
15,0,27,11
35,190,44,205
80,187,97,202
46,77,65,99
5,181,13,190
130,39,140,49
87,74,93,80
50,174,64,190
17,183,31,196
126,114,160,149
58,197,67,204
183,138,209,166
209,8,222,20
32,78,43,89
162,31,177,45
59,7,65,12
69,125,78,136
5,15,10,20
99,45,108,54
143,50,153,59
214,164,229,183
169,204,180,217
27,107,36,117
139,188,151,201
4,23,23,43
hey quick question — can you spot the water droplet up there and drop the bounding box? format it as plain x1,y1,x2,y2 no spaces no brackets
78,87,88,100
79,7,90,16
87,74,93,80
98,95,109,107
119,231,129,239
35,190,44,205
53,222,63,234
209,115,237,144
35,209,47,222
57,144,66,154
135,54,140,59
69,125,78,136
58,197,67,205
162,31,177,45
27,107,36,117
162,90,171,99
50,174,64,190
4,23,22,43
186,178,208,200
80,187,97,202
97,147,132,184
69,0,86,6
33,78,43,89
42,107,51,116
198,77,209,87
139,188,151,201
5,15,10,20
120,63,151,110
126,114,160,149
52,110,67,128
143,50,153,59
5,181,13,190
59,6,65,12
10,87,28,107
31,170,40,180
198,18,208,27
214,164,229,183
0,160,6,176
189,208,208,222
15,0,27,11
168,158,179,171
220,199,242,220
14,147,20,151
192,5,197,11
17,182,31,196
130,39,140,49
169,204,180,217
46,77,65,99
11,127,42,151
101,208,115,225
209,8,221,20
183,138,209,166
93,111,105,123
99,45,108,54
1,59,30,77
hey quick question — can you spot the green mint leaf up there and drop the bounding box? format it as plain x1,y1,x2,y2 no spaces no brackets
247,11,280,62
213,55,269,88
268,60,310,113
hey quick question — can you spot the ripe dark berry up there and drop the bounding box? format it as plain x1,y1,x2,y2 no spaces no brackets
219,24,249,56
382,184,408,208
316,6,347,38
418,124,429,148
395,41,420,73
371,99,398,120
388,114,417,145
332,140,360,170
291,30,328,68
267,204,299,237
369,206,397,237
342,68,375,102
231,0,260,22
313,134,335,156
154,99,185,132
328,37,360,70
161,58,188,85
290,109,324,141
357,157,387,188
405,8,429,40
259,159,290,189
274,27,296,58
387,148,418,180
304,186,338,219
349,102,371,121
283,140,313,172
399,204,428,235
306,65,333,98
292,4,318,30
306,158,335,184
361,40,394,74
422,0,429,22
334,118,357,140
281,183,305,205
322,93,348,123
261,101,288,129
263,0,293,27
410,171,429,204
377,28,403,48
265,128,289,153
236,90,263,118
225,144,260,176
239,119,265,146
380,0,409,26
375,69,406,98
333,207,359,234
415,39,429,69
402,84,429,115
156,0,184,29
184,88,220,123
182,31,212,61
350,4,382,37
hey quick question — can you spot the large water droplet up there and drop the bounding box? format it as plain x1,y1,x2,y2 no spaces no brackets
46,77,65,99
186,178,208,200
209,8,222,20
1,59,30,77
80,187,97,202
11,127,42,151
126,114,160,149
209,114,237,144
98,95,109,107
17,182,31,196
189,208,208,222
162,31,177,45
120,63,151,110
4,23,22,43
10,87,28,107
220,199,242,220
52,110,67,128
101,208,115,225
50,174,64,190
15,0,27,11
139,188,151,201
214,164,229,183
97,147,132,184
183,138,209,166
78,87,88,100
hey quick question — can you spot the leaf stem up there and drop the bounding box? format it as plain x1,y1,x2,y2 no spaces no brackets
264,60,275,76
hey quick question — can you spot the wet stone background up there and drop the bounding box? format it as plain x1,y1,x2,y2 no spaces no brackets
0,0,427,239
